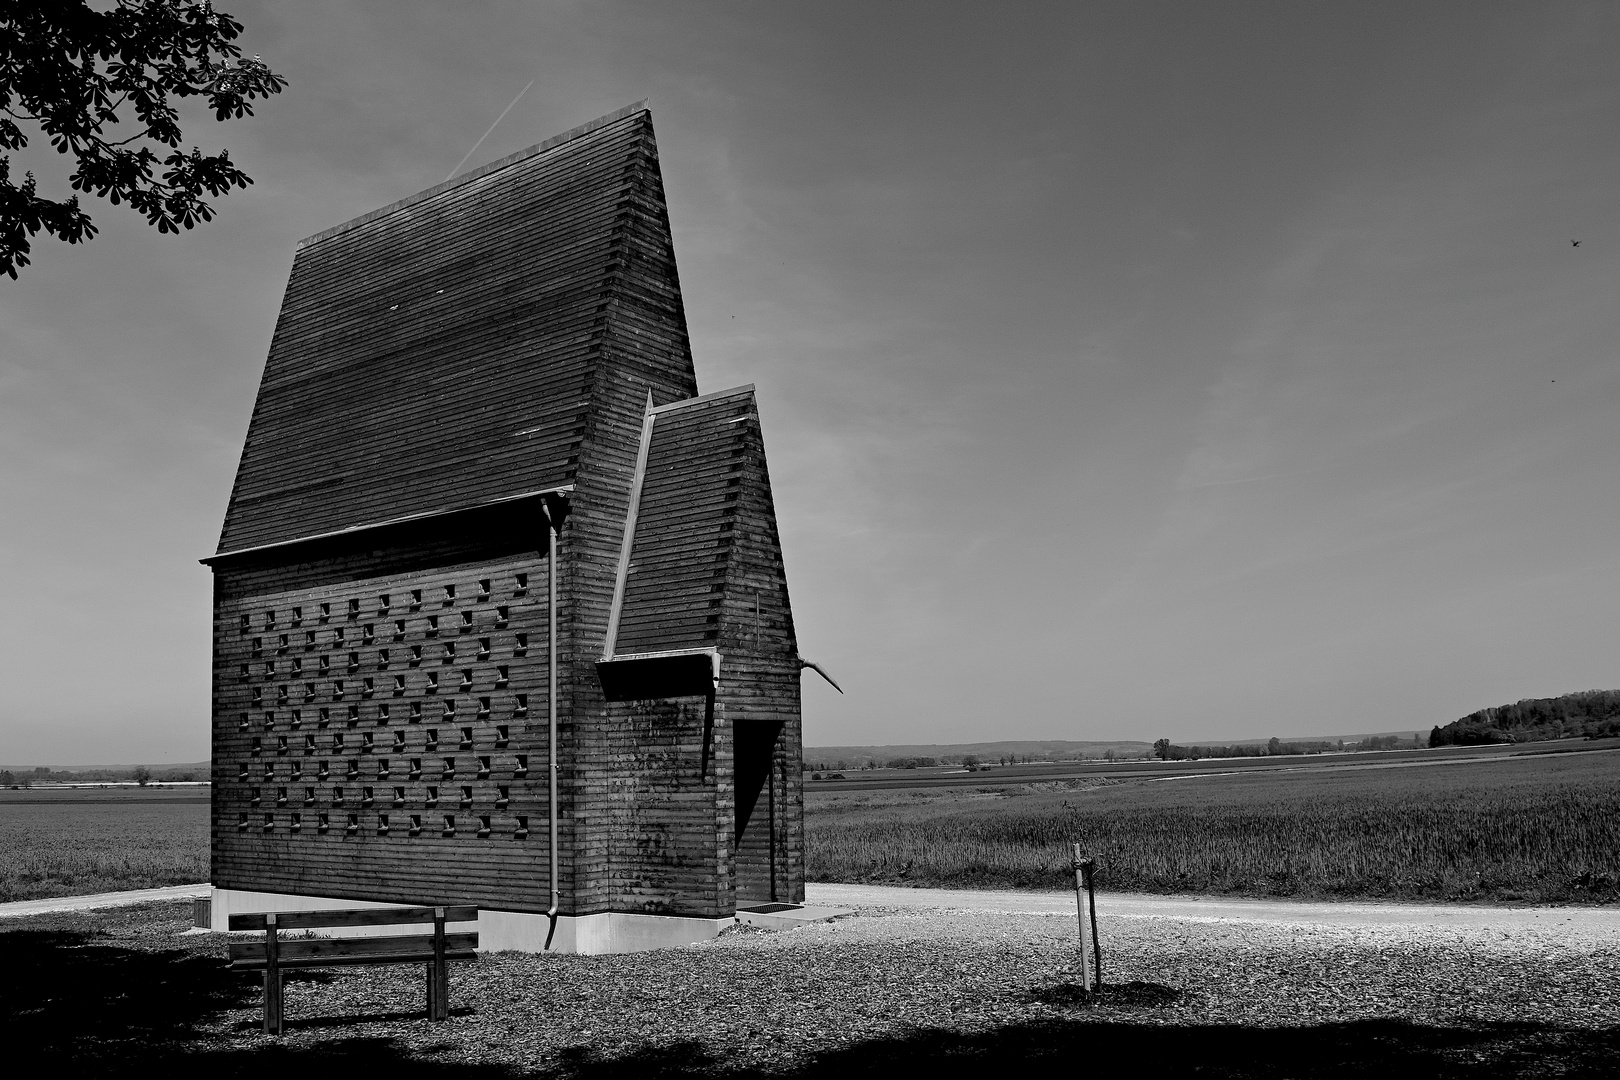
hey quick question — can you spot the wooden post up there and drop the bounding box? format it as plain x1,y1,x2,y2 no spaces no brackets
431,907,448,1021
1071,844,1098,993
263,912,282,1034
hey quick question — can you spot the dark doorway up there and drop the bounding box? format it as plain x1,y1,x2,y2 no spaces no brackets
733,720,783,903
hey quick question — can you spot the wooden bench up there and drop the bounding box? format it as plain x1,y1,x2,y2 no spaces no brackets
228,905,478,1033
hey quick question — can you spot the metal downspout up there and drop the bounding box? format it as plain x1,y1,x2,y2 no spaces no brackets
543,500,560,949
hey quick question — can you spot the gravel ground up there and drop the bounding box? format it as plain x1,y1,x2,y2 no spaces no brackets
4,898,1617,1077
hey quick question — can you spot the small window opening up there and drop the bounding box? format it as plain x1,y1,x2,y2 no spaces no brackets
291,658,303,675
495,786,510,809
334,626,346,646
317,813,330,833
276,685,289,705
304,733,316,754
494,724,508,748
514,754,529,779
318,654,330,673
362,624,375,646
496,666,510,688
250,786,263,807
377,649,390,670
426,672,439,693
238,712,250,731
277,634,290,654
377,703,390,723
275,787,288,807
361,786,374,807
410,701,423,721
460,611,474,632
393,620,406,641
459,726,474,750
332,786,345,807
237,763,249,781
346,813,359,836
426,616,439,638
290,812,303,833
443,700,457,720
264,610,276,630
394,674,407,695
459,669,474,692
303,681,317,702
480,699,493,722
319,602,331,623
392,786,406,808
441,815,456,838
495,606,509,629
442,642,456,663
362,732,375,753
263,762,275,780
237,812,249,831
459,785,473,809
347,598,360,619
240,613,251,634
317,760,330,780
513,633,528,657
514,573,528,597
425,785,439,807
333,732,346,750
305,630,317,649
477,815,492,839
362,677,375,698
346,760,361,780
477,756,491,780
513,694,528,718
410,645,424,666
377,757,391,778
318,707,331,727
409,589,422,611
477,637,491,661
304,786,316,806
347,704,360,724
332,679,345,701
240,663,251,682
442,584,456,606
290,607,303,628
409,814,423,837
276,735,288,755
409,758,422,780
263,710,276,729
263,661,276,679
250,737,262,757
348,652,360,673
263,813,275,832
514,815,529,840
376,814,389,836
378,594,391,615
251,636,264,657
424,729,439,751
477,578,491,601
442,757,456,780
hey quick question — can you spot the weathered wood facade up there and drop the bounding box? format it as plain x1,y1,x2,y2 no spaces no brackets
206,104,803,947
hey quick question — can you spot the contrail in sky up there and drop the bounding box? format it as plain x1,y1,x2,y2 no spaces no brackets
446,80,535,182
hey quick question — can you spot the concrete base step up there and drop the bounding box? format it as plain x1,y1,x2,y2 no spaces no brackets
735,902,851,930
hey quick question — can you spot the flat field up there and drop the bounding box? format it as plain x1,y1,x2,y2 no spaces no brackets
0,787,208,902
805,747,1620,903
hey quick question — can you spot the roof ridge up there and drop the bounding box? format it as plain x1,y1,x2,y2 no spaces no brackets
296,100,650,251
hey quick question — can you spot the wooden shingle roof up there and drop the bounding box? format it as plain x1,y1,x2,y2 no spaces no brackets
216,102,694,555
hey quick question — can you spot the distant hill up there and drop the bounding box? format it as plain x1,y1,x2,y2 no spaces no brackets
804,740,1153,769
1430,690,1620,746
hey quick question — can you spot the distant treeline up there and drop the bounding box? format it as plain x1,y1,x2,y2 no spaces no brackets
0,765,206,788
1430,690,1620,747
1151,737,1354,761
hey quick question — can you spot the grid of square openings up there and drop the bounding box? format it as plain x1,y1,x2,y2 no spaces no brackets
225,572,535,839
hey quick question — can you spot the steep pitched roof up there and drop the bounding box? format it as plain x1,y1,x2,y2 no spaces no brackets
216,103,697,555
602,385,797,666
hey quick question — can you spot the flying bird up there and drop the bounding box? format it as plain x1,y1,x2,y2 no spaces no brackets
1572,240,1581,247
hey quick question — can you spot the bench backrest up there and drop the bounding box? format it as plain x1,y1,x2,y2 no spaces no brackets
228,905,478,932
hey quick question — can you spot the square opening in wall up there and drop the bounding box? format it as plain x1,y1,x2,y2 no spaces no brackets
477,815,492,839
514,755,528,779
317,813,330,834
409,814,422,837
514,816,528,840
442,815,455,837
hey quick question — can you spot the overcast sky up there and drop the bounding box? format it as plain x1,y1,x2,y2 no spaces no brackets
3,2,1617,764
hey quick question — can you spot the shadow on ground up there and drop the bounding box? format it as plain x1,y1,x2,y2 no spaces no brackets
3,928,1614,1078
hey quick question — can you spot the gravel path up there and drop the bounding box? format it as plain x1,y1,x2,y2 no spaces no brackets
7,894,1616,1077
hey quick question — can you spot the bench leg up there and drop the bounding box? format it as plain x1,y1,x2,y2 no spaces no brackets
264,970,283,1035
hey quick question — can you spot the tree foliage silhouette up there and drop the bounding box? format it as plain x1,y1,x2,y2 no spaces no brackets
0,1,285,278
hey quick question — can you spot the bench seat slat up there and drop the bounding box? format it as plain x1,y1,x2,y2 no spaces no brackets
228,905,479,931
230,932,479,967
